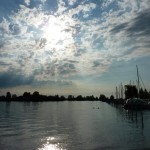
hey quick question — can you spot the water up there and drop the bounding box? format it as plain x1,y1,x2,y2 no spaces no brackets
0,101,150,150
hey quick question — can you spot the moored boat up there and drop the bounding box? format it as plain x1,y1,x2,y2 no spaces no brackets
123,65,150,110
123,98,148,110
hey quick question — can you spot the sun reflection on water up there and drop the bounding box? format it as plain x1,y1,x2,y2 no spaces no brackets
38,137,66,150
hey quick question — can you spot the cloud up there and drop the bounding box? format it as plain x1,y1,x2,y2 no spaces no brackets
0,71,34,88
0,70,74,89
93,60,101,68
109,7,150,61
36,38,47,48
34,79,73,88
24,0,30,6
111,9,150,37
68,0,77,6
58,62,76,76
0,0,150,91
0,18,10,34
126,9,150,37
110,22,128,34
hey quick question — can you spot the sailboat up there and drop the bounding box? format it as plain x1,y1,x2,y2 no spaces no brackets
123,65,150,110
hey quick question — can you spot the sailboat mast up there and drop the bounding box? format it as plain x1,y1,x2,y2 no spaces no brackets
121,83,123,99
116,86,118,99
136,65,140,96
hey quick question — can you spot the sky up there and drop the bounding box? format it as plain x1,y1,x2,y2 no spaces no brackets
0,0,150,97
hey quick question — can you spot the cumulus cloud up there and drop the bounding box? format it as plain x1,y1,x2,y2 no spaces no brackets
0,0,150,90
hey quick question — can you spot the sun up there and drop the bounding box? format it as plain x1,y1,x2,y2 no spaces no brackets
41,15,73,50
43,17,62,42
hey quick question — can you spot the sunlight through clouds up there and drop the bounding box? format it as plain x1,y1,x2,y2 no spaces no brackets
0,0,150,96
41,15,75,51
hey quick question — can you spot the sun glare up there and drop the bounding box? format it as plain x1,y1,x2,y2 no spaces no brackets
42,16,73,49
43,18,62,42
38,137,65,150
39,144,60,150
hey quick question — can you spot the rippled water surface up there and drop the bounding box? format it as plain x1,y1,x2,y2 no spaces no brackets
0,101,150,150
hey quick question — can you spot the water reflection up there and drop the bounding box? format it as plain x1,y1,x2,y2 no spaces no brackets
0,102,150,150
39,143,60,150
126,110,144,129
5,102,11,113
109,103,145,129
39,137,66,150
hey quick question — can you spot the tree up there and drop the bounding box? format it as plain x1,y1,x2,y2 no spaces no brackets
23,92,31,98
110,95,114,100
124,85,138,99
99,94,106,101
143,89,149,99
76,95,83,100
32,91,40,101
12,94,17,99
60,96,65,101
33,91,39,97
68,95,74,100
6,92,11,99
139,88,144,99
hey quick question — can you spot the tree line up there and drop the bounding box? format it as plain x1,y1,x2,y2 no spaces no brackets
0,91,114,102
0,86,149,103
125,85,150,99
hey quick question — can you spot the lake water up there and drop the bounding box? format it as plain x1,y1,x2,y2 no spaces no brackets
0,101,150,150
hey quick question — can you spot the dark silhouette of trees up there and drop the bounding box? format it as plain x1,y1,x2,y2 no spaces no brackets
125,85,138,99
99,94,106,101
23,92,31,98
76,95,83,101
139,88,149,99
6,92,11,99
110,95,114,100
68,95,74,101
0,89,148,103
12,94,17,99
125,85,149,100
60,96,65,101
33,91,39,97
